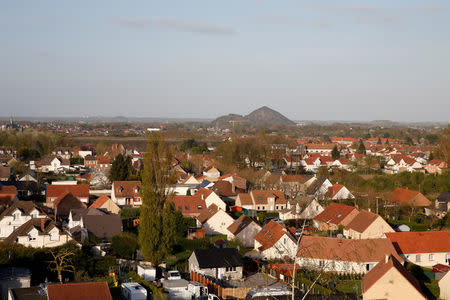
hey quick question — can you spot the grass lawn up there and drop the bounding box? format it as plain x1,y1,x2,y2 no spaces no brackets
334,280,362,295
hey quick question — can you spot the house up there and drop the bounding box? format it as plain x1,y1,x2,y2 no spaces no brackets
313,203,359,231
435,192,450,215
343,210,394,239
84,155,97,169
226,215,261,247
51,147,72,160
426,159,448,174
111,181,141,206
196,204,235,235
194,188,226,211
279,197,324,221
385,231,450,267
0,185,18,207
326,184,355,200
362,255,426,300
254,220,297,260
279,174,315,196
0,201,47,238
331,158,351,171
68,208,122,242
188,248,243,280
218,173,247,193
296,236,402,274
170,195,207,218
36,155,70,173
1,180,43,199
3,218,72,248
54,192,87,217
89,195,121,214
46,184,89,207
44,281,112,300
439,270,450,300
385,155,423,174
386,188,431,207
235,190,287,212
0,166,11,181
306,177,333,199
96,155,111,170
306,144,335,155
203,166,221,179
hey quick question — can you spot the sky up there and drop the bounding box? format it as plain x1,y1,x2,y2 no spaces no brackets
1,0,449,122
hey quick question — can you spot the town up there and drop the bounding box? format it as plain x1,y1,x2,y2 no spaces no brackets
0,109,449,300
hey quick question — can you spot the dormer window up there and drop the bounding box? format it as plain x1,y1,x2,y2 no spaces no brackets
198,205,203,210
13,212,20,221
119,186,124,193
134,187,139,193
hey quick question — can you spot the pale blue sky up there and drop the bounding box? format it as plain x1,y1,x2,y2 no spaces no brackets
1,0,449,122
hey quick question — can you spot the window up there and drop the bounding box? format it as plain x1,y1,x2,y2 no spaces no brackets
416,254,421,262
28,234,36,241
319,261,324,267
50,232,59,241
257,206,260,210
366,264,371,271
185,206,189,210
226,267,236,272
276,206,279,210
429,254,434,261
13,213,20,220
197,205,203,210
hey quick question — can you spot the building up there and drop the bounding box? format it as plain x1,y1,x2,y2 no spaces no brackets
89,195,121,214
426,159,448,174
196,204,235,235
0,185,18,207
362,255,426,300
3,218,72,248
326,184,355,200
386,188,431,207
343,210,394,240
313,203,359,231
0,201,47,238
194,188,226,211
46,184,89,207
189,248,243,280
296,236,402,274
68,208,122,242
111,181,141,206
254,220,297,260
226,215,262,247
170,195,207,218
46,282,112,300
279,197,324,221
385,231,450,267
235,190,287,212
439,270,450,300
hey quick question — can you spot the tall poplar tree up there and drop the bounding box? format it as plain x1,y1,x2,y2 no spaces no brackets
138,133,177,265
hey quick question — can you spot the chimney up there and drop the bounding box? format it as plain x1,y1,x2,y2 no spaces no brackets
41,218,46,231
201,194,204,200
385,254,389,264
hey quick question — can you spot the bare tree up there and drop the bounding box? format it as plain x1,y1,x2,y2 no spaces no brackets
48,248,76,283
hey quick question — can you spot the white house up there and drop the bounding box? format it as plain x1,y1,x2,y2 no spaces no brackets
254,220,297,260
439,270,450,300
37,156,70,173
111,181,141,206
385,231,450,267
195,188,226,211
0,201,47,239
326,184,355,200
226,215,262,247
196,204,234,235
297,236,403,274
189,248,243,280
3,218,72,248
279,197,324,221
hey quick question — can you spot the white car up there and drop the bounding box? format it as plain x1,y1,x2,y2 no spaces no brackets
167,270,181,280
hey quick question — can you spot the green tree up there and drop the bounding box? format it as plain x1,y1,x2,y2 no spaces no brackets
111,232,138,259
377,137,382,145
331,145,340,160
357,140,366,154
109,154,134,181
138,133,177,265
316,166,329,178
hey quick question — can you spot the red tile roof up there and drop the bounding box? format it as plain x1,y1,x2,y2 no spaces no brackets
169,195,206,217
297,236,402,263
47,282,112,300
362,255,425,297
254,220,296,251
0,185,17,205
327,184,345,198
113,181,141,198
313,202,358,226
196,204,219,223
386,188,431,207
344,210,380,233
385,231,450,254
46,184,89,199
89,195,111,209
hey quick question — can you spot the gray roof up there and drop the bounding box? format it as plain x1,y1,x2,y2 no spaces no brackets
193,248,242,269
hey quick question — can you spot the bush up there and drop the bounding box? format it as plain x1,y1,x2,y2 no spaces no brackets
111,232,138,259
120,208,140,219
